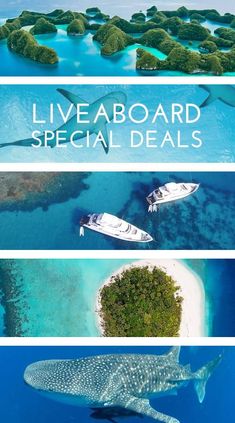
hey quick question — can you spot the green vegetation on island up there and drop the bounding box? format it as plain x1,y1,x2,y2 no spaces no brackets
190,13,206,22
30,18,57,35
99,266,183,337
7,30,58,64
178,22,210,41
86,7,101,14
139,28,181,54
147,6,158,17
214,27,235,43
136,48,160,70
93,24,133,55
199,40,218,53
131,13,146,23
1,5,235,74
67,19,86,35
108,16,158,33
0,19,21,40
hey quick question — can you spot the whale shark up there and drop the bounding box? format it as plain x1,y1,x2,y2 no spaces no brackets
0,89,127,153
24,347,222,423
199,84,235,108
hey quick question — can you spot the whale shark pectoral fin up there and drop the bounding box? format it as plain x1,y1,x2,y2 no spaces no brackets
167,347,181,363
94,123,109,154
115,396,180,423
57,88,87,105
199,93,217,108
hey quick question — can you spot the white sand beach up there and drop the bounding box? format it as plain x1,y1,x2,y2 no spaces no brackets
96,259,206,337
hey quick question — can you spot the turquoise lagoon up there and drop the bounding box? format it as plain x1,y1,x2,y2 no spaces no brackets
0,84,235,163
0,171,234,250
0,258,234,337
0,17,235,76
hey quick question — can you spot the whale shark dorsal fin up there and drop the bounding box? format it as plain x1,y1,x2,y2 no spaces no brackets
167,347,181,362
115,395,180,423
57,88,87,105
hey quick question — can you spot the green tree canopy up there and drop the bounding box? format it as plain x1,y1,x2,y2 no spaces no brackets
99,266,182,337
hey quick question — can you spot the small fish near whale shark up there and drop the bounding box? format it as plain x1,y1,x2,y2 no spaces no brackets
0,89,127,153
90,406,143,423
23,347,222,423
199,84,235,108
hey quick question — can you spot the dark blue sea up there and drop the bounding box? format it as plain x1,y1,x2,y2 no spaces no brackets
0,172,235,250
0,346,233,422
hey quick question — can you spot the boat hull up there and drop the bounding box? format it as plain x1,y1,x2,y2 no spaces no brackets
83,224,153,243
147,184,199,206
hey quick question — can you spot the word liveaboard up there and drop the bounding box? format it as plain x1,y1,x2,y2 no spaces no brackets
32,103,203,149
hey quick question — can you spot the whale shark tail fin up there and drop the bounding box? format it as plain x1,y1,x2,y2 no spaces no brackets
167,346,181,363
57,88,87,105
194,354,222,403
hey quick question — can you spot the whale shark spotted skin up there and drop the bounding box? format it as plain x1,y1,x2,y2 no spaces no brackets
24,347,222,423
0,89,127,153
199,84,235,108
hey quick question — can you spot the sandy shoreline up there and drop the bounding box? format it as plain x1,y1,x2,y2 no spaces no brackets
96,259,206,337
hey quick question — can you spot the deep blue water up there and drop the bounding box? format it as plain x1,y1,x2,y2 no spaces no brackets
0,84,234,163
203,259,235,336
0,172,234,250
188,259,235,337
0,346,233,422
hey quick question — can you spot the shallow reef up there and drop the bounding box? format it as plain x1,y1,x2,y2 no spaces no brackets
0,172,90,212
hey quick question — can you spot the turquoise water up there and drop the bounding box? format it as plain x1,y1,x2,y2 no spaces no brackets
0,172,234,250
0,26,171,77
0,18,234,76
0,258,234,337
0,84,235,163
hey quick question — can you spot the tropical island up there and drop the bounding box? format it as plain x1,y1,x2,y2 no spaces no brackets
0,6,235,74
97,260,206,337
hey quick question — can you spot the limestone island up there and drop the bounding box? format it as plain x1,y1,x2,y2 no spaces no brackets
0,6,235,73
97,260,206,337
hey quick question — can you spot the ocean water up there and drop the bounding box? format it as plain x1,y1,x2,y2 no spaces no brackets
0,12,234,76
0,84,235,163
0,258,235,337
0,1,234,18
0,346,233,422
0,171,234,250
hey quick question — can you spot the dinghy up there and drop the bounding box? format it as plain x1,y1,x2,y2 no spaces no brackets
147,182,199,212
80,213,153,242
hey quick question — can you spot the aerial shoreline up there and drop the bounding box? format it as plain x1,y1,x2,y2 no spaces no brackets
96,259,206,337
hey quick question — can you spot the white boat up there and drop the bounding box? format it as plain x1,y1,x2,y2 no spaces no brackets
79,212,153,242
147,182,199,212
